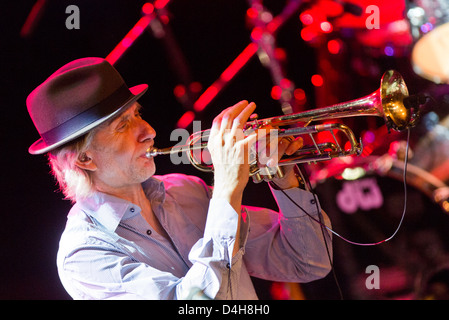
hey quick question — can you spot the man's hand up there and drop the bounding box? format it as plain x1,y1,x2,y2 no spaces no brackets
208,100,258,212
256,129,304,189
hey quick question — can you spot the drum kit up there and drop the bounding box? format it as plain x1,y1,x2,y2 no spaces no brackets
290,0,449,299
110,0,449,299
299,0,449,299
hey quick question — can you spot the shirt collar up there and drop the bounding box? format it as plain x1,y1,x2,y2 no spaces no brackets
76,176,166,232
143,175,166,204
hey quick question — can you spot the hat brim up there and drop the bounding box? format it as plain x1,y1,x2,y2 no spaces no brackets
28,84,148,155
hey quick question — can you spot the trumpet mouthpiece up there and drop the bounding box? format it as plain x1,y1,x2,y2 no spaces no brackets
145,147,158,158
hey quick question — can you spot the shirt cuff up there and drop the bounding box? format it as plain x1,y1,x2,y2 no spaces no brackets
204,198,250,255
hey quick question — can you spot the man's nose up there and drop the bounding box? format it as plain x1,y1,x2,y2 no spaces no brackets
138,120,156,142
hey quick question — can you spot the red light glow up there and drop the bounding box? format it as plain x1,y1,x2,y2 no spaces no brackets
221,42,257,82
344,141,352,152
280,78,292,89
106,16,151,65
320,21,333,33
20,0,47,37
176,111,195,129
189,82,202,93
193,85,219,112
142,3,154,15
300,12,314,25
327,39,342,54
294,88,306,102
250,27,264,42
311,74,324,87
271,86,282,100
154,0,170,9
300,26,318,42
246,8,258,19
173,84,186,98
274,48,287,61
315,124,336,144
193,42,258,112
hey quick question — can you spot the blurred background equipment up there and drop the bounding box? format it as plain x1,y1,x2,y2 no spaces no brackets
408,0,449,84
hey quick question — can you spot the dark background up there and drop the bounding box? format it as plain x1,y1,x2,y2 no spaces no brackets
1,0,449,300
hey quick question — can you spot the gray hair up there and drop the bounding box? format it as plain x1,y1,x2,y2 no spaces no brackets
47,131,96,203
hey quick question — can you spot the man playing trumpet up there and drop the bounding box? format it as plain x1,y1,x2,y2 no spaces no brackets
27,57,332,299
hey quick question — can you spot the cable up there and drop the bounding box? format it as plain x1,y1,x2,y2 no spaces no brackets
279,128,411,246
273,128,411,298
281,165,344,298
311,183,344,299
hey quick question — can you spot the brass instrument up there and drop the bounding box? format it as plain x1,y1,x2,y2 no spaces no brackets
147,70,420,182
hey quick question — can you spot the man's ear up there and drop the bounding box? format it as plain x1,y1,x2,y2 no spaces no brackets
75,152,97,171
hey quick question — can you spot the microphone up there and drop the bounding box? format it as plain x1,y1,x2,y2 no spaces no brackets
403,94,430,110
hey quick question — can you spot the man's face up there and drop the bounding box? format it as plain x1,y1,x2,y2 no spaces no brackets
83,102,156,192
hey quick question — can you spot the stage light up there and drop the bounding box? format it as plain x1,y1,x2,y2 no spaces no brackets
142,3,154,15
274,47,287,61
246,7,258,20
189,82,202,93
176,111,195,129
311,74,324,87
280,78,292,89
250,27,263,42
271,85,282,100
384,46,394,57
193,86,219,112
420,22,433,33
154,0,169,10
327,39,342,54
320,21,333,33
192,42,258,112
293,88,306,103
173,84,186,98
300,26,317,42
106,15,151,65
299,12,314,25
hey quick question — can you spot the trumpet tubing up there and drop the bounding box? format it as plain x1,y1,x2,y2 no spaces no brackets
147,70,420,182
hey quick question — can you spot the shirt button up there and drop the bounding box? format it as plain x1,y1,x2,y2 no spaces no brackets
130,207,135,213
146,229,152,236
310,199,316,205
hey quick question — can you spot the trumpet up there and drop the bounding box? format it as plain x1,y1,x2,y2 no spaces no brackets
146,70,421,182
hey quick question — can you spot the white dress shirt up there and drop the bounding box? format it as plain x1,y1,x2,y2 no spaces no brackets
57,173,332,299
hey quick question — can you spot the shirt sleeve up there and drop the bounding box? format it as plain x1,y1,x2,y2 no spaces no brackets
242,186,333,283
186,197,250,300
58,244,182,300
57,196,250,300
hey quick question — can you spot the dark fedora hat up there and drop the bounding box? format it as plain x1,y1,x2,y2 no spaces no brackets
27,57,148,154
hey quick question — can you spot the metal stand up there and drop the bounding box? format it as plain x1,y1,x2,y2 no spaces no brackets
106,1,304,128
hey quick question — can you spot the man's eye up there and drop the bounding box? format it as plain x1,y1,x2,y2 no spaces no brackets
135,110,143,119
116,121,128,131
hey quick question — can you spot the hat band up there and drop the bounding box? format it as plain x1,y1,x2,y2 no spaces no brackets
40,84,132,146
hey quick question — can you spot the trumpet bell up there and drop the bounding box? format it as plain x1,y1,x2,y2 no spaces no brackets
243,70,413,132
380,70,410,131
